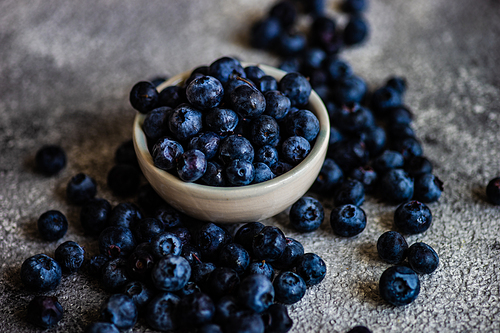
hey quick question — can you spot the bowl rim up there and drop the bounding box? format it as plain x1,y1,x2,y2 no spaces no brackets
133,62,330,200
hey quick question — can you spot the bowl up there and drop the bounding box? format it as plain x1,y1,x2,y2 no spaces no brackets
133,63,330,223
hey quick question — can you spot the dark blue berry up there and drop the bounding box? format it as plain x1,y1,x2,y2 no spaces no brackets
199,323,224,333
281,136,311,165
195,223,232,261
311,158,344,194
255,145,279,167
379,169,414,204
256,75,278,93
289,196,324,232
407,242,439,274
328,139,369,172
99,226,136,259
21,254,62,292
276,31,307,56
245,66,266,82
191,261,217,286
224,310,265,333
55,241,85,273
262,303,293,333
279,72,311,107
214,296,240,325
27,296,63,329
372,150,405,174
404,156,433,177
234,222,265,254
108,202,142,229
264,90,291,121
129,81,159,114
250,115,280,147
87,254,109,278
285,109,320,142
486,177,500,205
270,1,297,28
414,173,443,203
364,126,387,157
205,267,241,299
331,75,367,104
188,131,221,160
219,243,250,275
324,57,353,82
186,75,224,110
273,238,304,271
181,244,202,266
342,0,367,13
226,159,255,186
278,57,301,73
126,249,155,281
343,15,369,45
67,173,97,205
379,265,420,306
252,226,287,262
335,103,373,133
169,226,192,246
295,253,327,286
219,135,254,164
100,294,137,331
237,274,274,313
152,137,184,171
35,145,66,176
394,200,432,234
201,161,226,186
349,166,378,193
107,164,140,197
230,84,267,120
205,108,239,138
177,293,215,329
169,104,203,141
37,210,68,241
145,292,180,331
377,231,408,264
246,261,275,280
159,85,186,108
122,281,154,312
151,255,191,291
273,271,306,304
392,137,423,159
151,232,183,258
84,322,120,333
177,149,207,182
347,326,372,333
386,76,407,96
387,106,413,126
371,86,403,116
250,17,282,50
330,204,366,237
334,179,365,207
175,281,201,297
101,258,130,292
252,162,275,184
209,57,246,85
270,161,293,177
142,106,172,141
155,203,183,229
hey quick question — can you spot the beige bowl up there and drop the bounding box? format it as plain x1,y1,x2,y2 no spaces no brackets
133,63,330,223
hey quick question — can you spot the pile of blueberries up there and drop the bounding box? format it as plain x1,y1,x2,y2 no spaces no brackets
24,145,332,333
130,56,319,186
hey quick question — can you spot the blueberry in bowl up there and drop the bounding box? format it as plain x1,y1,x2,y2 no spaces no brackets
132,60,329,223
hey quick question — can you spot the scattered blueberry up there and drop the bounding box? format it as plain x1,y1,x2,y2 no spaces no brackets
379,265,420,306
273,271,306,304
100,294,138,330
407,242,439,274
54,241,85,273
394,200,432,234
145,292,180,331
330,204,367,237
151,255,191,292
80,198,112,236
27,296,63,329
486,177,500,205
21,254,62,292
295,253,327,286
66,173,97,205
414,173,443,203
129,81,159,114
289,196,324,232
377,231,408,264
37,210,68,241
237,274,275,313
35,145,67,176
379,169,414,204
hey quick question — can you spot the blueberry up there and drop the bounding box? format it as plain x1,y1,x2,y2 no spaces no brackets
122,281,154,311
142,107,172,141
349,166,378,193
379,265,420,306
151,232,183,258
311,158,344,194
414,173,444,203
35,145,66,176
371,86,403,116
180,244,202,266
377,231,408,264
224,310,265,333
407,242,439,274
331,75,367,104
250,17,282,50
364,126,387,157
237,274,274,313
394,200,432,234
205,108,240,138
177,149,207,182
159,85,187,108
199,323,224,333
289,196,324,232
334,179,365,207
99,226,136,259
279,72,311,107
273,238,304,271
219,243,250,276
372,150,405,174
151,255,191,292
379,169,414,204
264,90,291,121
486,177,500,205
185,75,224,111
126,249,155,281
201,161,226,186
209,57,246,84
219,135,255,165
100,294,138,330
188,131,221,160
328,139,369,171
404,156,433,177
255,145,279,167
301,47,327,72
387,106,413,126
342,0,367,13
336,102,374,133
191,262,217,286
87,254,110,278
252,162,275,184
195,223,232,261
27,296,63,329
252,226,287,262
343,15,369,45
145,292,180,331
108,202,142,229
101,258,130,292
387,123,416,140
129,81,159,114
273,271,306,304
152,137,184,171
281,135,311,165
225,77,255,103
295,253,327,286
245,66,266,82
66,173,97,204
177,292,215,329
205,267,241,299
301,0,326,15
270,161,294,177
347,326,372,333
246,261,275,280
261,303,293,333
386,76,407,96
169,226,192,246
230,84,267,120
330,204,366,237
270,1,297,28
54,241,85,273
256,75,279,93
392,137,423,159
324,57,353,82
285,109,320,142
155,203,184,229
84,322,120,333
234,222,265,254
37,210,68,241
276,31,307,57
214,296,240,325
107,164,141,197
250,115,280,147
21,254,61,292
278,57,301,73
169,104,203,141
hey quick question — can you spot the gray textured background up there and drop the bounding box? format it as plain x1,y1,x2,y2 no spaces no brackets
1,0,500,332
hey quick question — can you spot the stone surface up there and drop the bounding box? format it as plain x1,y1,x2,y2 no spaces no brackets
1,0,500,332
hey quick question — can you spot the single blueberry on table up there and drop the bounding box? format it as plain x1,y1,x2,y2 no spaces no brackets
237,274,275,313
379,169,414,204
209,57,246,84
336,102,373,134
279,72,312,107
289,196,324,232
186,75,224,110
218,135,255,165
27,296,63,329
142,106,172,141
394,200,432,234
370,86,403,116
100,294,137,331
35,145,66,176
273,271,307,305
101,258,130,292
295,253,327,286
407,242,439,274
107,164,141,197
204,267,241,299
177,292,215,329
386,76,407,96
261,303,293,333
285,109,320,142
152,137,184,171
37,210,68,241
486,177,500,205
177,149,207,182
151,255,191,292
108,202,142,229
414,173,444,203
159,85,187,108
145,292,180,331
377,231,408,264
99,226,136,259
379,265,420,306
281,135,311,165
253,226,287,262
343,15,369,45
333,179,365,207
84,322,120,333
129,81,159,114
404,155,433,177
330,204,367,237
168,104,203,141
54,241,85,273
372,150,405,174
21,254,62,292
66,173,97,205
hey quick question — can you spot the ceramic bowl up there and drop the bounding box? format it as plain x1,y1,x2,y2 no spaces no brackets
133,63,330,223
